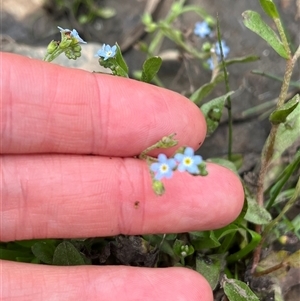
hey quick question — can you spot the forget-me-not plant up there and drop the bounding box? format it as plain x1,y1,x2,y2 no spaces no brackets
194,21,211,38
57,26,87,44
215,40,230,58
150,154,177,180
207,58,215,70
174,147,202,174
96,44,117,60
207,40,230,70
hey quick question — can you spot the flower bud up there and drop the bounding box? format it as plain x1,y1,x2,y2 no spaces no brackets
72,44,82,52
46,40,59,54
59,38,72,49
202,42,212,52
198,162,208,176
152,180,165,196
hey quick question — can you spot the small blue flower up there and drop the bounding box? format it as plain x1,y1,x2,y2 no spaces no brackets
194,21,211,38
150,154,177,180
57,26,87,44
95,44,117,60
174,147,202,174
207,58,214,70
70,29,87,44
215,40,230,58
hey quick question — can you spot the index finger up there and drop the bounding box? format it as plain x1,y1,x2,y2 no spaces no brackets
1,53,206,156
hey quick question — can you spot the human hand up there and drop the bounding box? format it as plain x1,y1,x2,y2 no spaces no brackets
1,52,244,301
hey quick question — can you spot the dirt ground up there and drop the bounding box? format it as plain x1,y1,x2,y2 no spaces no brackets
1,0,300,300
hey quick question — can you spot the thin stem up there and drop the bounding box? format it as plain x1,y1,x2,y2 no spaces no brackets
43,49,64,62
292,44,300,63
273,18,291,58
251,70,300,88
216,16,232,160
148,0,185,56
139,133,177,159
254,261,285,277
277,59,294,108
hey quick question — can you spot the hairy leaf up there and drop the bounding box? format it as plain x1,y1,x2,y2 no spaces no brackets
222,276,260,301
201,91,234,135
259,0,280,18
242,10,289,59
52,241,85,266
141,56,162,83
269,94,299,124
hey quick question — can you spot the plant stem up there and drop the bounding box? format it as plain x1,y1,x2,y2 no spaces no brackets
216,17,232,160
273,17,291,58
43,49,64,62
251,44,299,272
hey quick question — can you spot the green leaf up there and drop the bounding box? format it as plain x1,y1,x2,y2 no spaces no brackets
52,241,85,266
0,248,33,261
226,228,261,263
214,224,240,241
165,234,177,240
190,73,224,105
292,212,300,239
143,234,174,257
224,55,260,66
115,43,129,75
269,94,299,124
271,98,300,163
207,158,239,174
242,11,289,59
244,191,272,224
201,91,235,136
31,241,56,264
266,150,300,209
222,276,260,301
141,57,162,83
259,0,280,19
16,256,37,263
13,239,45,249
196,254,225,290
230,153,244,170
189,231,221,250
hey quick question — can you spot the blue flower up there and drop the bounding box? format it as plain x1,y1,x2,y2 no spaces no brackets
194,21,211,38
57,26,87,44
207,58,215,70
174,147,202,174
150,154,177,180
215,40,230,58
95,44,117,60
70,29,87,44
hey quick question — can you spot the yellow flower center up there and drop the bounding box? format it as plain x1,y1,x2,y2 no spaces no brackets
160,164,169,173
184,157,192,166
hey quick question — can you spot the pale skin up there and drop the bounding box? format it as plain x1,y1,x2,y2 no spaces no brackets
1,52,244,301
